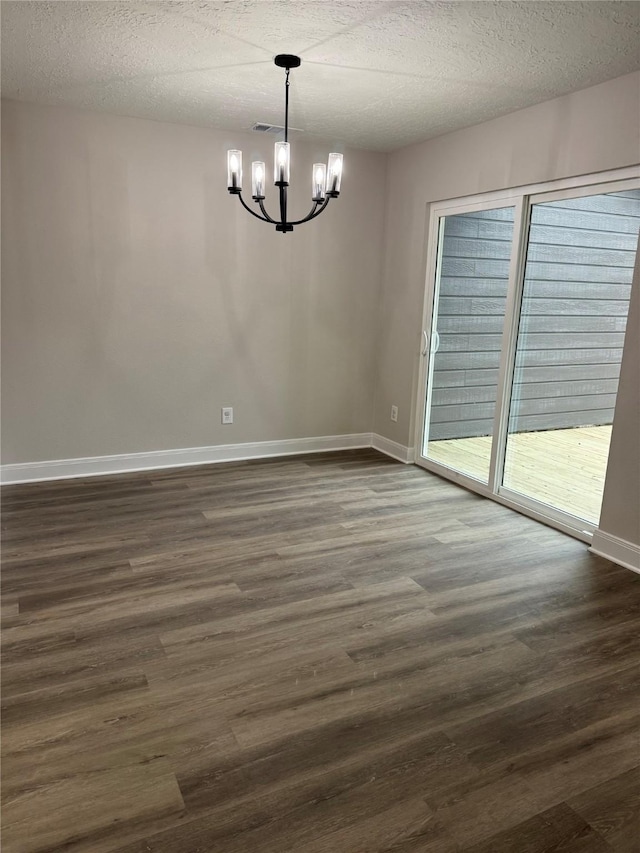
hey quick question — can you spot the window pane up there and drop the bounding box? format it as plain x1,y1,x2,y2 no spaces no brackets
503,190,640,522
424,206,515,482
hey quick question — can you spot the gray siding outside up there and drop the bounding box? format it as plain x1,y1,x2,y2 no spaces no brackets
429,190,640,441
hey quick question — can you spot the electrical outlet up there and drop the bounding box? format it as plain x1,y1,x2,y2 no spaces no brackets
221,406,234,425
391,405,398,422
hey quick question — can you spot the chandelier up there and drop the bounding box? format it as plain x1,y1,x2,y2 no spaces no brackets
226,55,343,233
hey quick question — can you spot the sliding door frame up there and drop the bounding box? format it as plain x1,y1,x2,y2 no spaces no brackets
414,166,640,542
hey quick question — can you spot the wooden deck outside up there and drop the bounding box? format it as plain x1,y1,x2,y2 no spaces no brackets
426,425,612,523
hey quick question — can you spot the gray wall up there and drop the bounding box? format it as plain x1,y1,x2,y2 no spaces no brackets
1,100,387,464
430,192,639,441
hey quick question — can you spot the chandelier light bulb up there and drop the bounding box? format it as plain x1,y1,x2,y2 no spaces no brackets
251,161,266,199
274,141,290,185
312,163,327,202
326,153,343,196
227,149,243,192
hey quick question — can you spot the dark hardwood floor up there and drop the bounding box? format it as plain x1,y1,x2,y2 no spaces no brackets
1,449,639,853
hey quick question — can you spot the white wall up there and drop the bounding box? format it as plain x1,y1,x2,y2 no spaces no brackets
374,71,640,447
593,255,640,566
1,100,387,464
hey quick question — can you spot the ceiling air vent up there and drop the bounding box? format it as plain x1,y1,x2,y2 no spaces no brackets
251,122,284,133
251,122,302,134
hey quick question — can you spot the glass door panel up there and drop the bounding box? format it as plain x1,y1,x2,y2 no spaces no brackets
503,189,640,522
423,206,515,483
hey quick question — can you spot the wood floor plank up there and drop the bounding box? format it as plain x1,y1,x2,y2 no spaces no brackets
238,797,445,853
2,449,639,852
460,802,614,852
423,766,546,848
445,662,640,769
568,767,640,852
113,730,473,853
229,636,537,751
493,710,640,818
2,759,185,853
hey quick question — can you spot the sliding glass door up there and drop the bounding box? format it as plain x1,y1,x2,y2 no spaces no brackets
423,206,515,483
417,173,639,536
503,189,638,523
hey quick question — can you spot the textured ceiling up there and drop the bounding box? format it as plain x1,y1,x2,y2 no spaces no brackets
2,1,640,151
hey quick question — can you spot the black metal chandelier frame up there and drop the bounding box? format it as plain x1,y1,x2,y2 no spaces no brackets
226,54,342,233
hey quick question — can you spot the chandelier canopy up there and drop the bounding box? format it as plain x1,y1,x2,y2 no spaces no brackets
226,55,343,233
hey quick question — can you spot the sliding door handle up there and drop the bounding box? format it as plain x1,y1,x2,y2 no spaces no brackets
422,330,441,355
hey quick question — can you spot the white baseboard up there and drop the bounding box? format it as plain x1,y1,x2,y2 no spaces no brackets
371,433,415,464
590,530,640,574
1,433,376,485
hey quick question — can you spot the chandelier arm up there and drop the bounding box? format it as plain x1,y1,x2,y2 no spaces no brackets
257,198,277,224
287,196,331,226
285,201,321,226
237,192,271,223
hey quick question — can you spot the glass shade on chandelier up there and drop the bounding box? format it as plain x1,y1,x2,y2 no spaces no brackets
226,54,343,233
251,161,266,199
274,142,290,184
227,150,242,194
312,163,327,201
326,152,343,195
